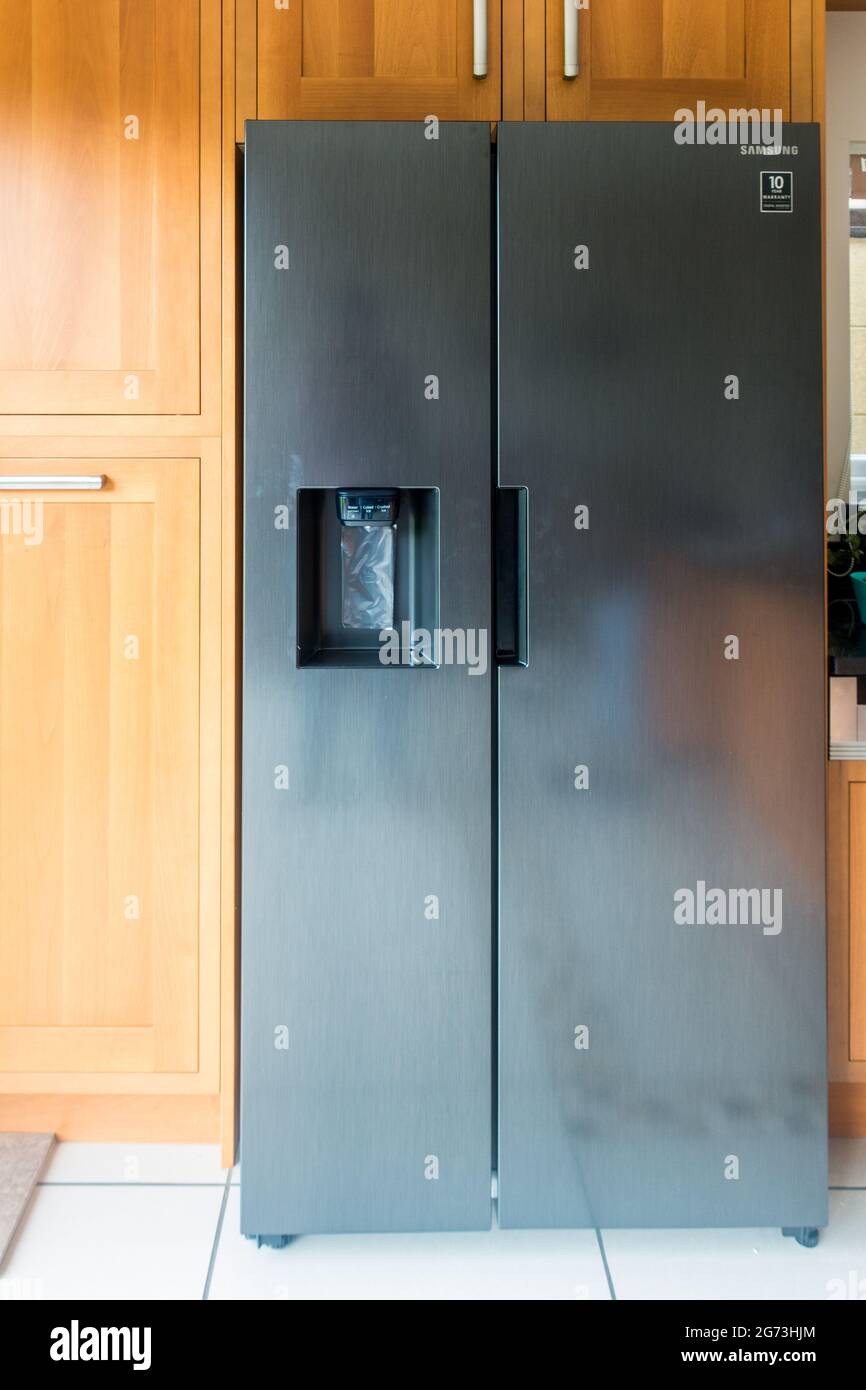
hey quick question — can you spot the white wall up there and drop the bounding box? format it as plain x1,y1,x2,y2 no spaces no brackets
826,14,866,497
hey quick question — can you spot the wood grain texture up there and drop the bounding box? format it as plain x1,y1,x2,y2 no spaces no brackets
827,761,850,1080
589,0,746,81
813,0,825,123
791,0,814,120
1,0,221,436
220,0,241,1166
524,0,547,119
0,1,198,414
0,457,203,1079
257,0,501,120
0,436,221,1104
659,0,745,80
0,1093,219,1141
826,762,866,1087
544,0,790,121
850,782,866,1059
830,1082,866,1136
236,0,258,141
502,0,524,118
0,6,225,1144
0,450,219,1112
303,0,375,78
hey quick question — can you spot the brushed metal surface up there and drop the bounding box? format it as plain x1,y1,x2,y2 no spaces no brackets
241,123,492,1235
497,124,827,1230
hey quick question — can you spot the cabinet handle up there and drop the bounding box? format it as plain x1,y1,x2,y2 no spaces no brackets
473,0,488,77
0,475,106,490
564,0,579,79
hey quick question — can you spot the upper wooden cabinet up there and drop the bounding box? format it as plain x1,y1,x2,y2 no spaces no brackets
0,0,220,418
240,2,817,130
544,0,792,121
247,0,502,130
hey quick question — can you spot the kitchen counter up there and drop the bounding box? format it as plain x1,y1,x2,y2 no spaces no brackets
829,626,866,676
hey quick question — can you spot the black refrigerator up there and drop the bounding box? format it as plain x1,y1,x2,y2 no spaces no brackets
241,121,826,1245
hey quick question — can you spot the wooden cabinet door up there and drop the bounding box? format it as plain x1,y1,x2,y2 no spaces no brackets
848,781,866,1062
0,459,200,1074
0,1,207,415
827,762,866,1098
544,0,790,122
255,0,501,121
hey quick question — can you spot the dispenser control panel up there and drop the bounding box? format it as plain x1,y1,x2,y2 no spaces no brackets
336,488,400,527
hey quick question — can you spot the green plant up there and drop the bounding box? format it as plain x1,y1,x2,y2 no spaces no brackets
828,534,864,577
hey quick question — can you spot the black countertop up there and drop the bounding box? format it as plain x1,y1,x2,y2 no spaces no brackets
829,625,866,676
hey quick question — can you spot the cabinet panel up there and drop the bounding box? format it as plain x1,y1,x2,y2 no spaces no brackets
545,0,790,122
591,0,745,81
826,762,866,1098
0,459,200,1073
257,0,501,121
0,1,205,415
850,783,866,1060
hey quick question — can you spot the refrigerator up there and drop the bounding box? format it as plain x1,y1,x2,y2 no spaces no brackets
241,121,827,1245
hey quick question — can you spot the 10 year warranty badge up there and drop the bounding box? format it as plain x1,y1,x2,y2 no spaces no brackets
760,170,793,213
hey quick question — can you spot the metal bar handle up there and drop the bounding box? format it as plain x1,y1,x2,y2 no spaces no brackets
564,0,579,79
0,475,106,490
473,0,488,78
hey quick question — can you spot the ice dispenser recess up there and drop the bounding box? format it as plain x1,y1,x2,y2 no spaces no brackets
297,486,439,668
337,489,399,633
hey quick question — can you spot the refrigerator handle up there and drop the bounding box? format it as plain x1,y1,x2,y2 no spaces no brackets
564,0,579,79
473,0,488,77
495,486,528,666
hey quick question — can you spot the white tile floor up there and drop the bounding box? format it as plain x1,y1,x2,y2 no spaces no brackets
1,1140,864,1300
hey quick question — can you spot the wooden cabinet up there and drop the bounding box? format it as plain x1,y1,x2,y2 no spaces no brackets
0,456,219,1084
542,0,792,122
241,2,819,130
827,762,866,1134
850,780,866,1062
0,0,229,1150
242,0,501,132
0,0,220,422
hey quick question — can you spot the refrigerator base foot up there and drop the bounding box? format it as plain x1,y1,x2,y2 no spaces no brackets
247,1234,293,1250
782,1226,819,1248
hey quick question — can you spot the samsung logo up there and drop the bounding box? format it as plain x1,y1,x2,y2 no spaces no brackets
741,144,799,156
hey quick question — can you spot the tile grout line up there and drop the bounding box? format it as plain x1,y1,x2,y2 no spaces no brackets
595,1229,617,1301
37,1181,229,1188
202,1171,232,1302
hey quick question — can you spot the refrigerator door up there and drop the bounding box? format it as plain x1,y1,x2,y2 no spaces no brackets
242,123,493,1236
497,123,827,1230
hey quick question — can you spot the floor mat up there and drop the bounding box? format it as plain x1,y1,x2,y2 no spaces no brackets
0,1132,54,1267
